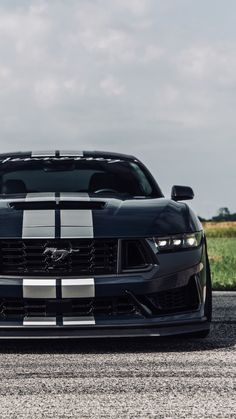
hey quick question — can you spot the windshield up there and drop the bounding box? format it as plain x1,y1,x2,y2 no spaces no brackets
0,157,159,198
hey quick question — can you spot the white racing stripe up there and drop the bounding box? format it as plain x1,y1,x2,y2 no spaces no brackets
59,150,84,157
63,316,95,326
61,278,95,299
22,278,95,299
31,151,56,157
59,192,90,201
23,279,57,299
22,193,56,238
25,192,56,202
22,209,55,238
60,209,93,238
22,193,94,238
23,317,57,326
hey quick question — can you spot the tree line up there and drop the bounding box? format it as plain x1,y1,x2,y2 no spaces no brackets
199,207,236,222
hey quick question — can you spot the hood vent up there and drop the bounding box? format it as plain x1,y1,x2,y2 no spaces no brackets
9,201,106,210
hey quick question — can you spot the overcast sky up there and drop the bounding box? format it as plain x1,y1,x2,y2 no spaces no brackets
0,0,235,217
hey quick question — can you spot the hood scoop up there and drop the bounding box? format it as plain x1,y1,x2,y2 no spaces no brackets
9,201,106,210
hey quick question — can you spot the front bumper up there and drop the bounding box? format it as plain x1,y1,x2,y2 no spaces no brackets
0,245,210,337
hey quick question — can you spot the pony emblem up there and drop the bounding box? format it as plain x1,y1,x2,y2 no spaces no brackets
43,245,80,268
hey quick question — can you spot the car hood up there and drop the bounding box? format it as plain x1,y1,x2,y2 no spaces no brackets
0,193,202,239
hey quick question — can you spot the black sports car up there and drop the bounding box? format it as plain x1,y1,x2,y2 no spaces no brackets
0,150,211,338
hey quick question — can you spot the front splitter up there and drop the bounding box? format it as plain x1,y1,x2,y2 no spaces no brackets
0,320,210,339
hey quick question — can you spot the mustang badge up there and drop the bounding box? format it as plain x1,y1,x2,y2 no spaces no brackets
43,246,80,266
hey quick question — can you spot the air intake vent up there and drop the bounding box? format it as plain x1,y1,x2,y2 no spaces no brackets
9,201,106,210
121,240,154,272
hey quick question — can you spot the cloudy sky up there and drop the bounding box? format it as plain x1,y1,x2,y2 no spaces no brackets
0,0,235,217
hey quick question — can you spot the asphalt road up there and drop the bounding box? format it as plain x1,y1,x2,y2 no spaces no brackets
0,293,235,418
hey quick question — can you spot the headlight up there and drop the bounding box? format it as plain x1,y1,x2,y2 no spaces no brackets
153,232,203,252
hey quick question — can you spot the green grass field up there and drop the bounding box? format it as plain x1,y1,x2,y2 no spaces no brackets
204,222,236,290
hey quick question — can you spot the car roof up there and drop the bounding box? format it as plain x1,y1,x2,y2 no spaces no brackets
0,150,138,161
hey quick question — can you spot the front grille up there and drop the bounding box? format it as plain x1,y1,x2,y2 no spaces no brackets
0,296,138,319
0,239,118,276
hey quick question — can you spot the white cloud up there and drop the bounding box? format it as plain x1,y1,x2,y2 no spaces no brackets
100,76,125,96
178,43,236,86
80,27,136,63
141,45,163,63
34,77,87,107
34,78,60,107
113,0,151,16
0,65,11,80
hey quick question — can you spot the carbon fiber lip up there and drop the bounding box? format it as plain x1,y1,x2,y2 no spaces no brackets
0,321,210,339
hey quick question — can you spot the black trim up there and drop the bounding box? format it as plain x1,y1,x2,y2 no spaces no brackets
55,192,60,239
0,321,210,339
0,282,23,298
57,314,63,326
56,279,61,299
0,210,24,238
9,201,106,210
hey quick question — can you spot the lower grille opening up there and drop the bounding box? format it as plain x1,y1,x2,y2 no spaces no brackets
0,295,139,320
0,277,200,321
143,275,200,314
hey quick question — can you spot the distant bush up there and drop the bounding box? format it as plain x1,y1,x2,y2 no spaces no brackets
211,207,236,222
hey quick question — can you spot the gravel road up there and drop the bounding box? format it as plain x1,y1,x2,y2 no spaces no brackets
0,292,235,418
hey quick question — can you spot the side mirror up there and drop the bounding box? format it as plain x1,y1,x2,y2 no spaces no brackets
171,185,194,201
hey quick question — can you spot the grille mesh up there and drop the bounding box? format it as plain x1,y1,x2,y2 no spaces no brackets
0,296,137,319
0,239,118,276
0,280,199,320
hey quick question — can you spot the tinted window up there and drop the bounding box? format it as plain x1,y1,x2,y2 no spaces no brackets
0,158,159,197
